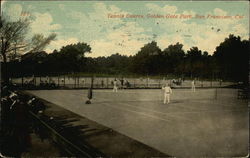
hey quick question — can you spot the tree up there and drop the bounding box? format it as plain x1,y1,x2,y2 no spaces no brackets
0,16,57,83
104,53,130,74
51,42,91,73
131,41,162,74
213,34,249,83
162,42,185,74
28,33,56,53
0,17,29,83
185,47,203,78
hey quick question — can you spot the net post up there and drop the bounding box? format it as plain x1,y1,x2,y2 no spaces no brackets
215,87,217,100
64,75,66,87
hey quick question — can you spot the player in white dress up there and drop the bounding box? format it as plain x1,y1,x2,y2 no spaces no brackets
162,83,172,104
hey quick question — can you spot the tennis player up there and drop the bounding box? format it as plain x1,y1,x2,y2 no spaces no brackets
162,83,172,104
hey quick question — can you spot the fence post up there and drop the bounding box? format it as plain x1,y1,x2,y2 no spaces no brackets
106,77,108,88
58,76,60,86
215,88,217,100
134,78,136,88
73,75,76,88
80,77,82,88
22,77,24,87
34,76,36,86
75,76,77,88
64,75,66,87
76,76,78,88
78,76,80,88
147,77,149,88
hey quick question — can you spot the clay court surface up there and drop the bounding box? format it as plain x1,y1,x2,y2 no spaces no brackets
27,88,249,157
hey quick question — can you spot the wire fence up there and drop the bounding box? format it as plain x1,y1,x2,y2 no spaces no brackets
10,75,235,89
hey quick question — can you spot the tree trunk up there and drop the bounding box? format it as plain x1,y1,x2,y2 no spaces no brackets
1,36,9,85
2,53,9,85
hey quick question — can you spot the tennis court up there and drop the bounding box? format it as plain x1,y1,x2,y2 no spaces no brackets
27,88,248,157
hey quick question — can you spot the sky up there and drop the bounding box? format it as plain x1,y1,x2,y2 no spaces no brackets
2,0,249,57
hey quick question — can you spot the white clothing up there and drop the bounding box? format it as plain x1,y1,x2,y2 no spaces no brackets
162,86,172,94
191,80,196,92
164,93,170,104
162,86,172,104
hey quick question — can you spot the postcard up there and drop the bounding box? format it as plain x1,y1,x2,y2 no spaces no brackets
1,0,249,157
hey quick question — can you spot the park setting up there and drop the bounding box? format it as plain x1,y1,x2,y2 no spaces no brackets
1,0,249,157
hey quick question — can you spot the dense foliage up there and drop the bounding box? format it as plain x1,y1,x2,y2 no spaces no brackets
4,34,249,84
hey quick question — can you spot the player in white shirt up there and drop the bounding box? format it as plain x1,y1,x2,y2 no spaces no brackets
191,80,195,92
113,79,118,92
162,83,172,104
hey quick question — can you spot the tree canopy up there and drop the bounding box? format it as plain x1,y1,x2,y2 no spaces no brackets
5,34,249,84
214,34,249,83
0,16,57,83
